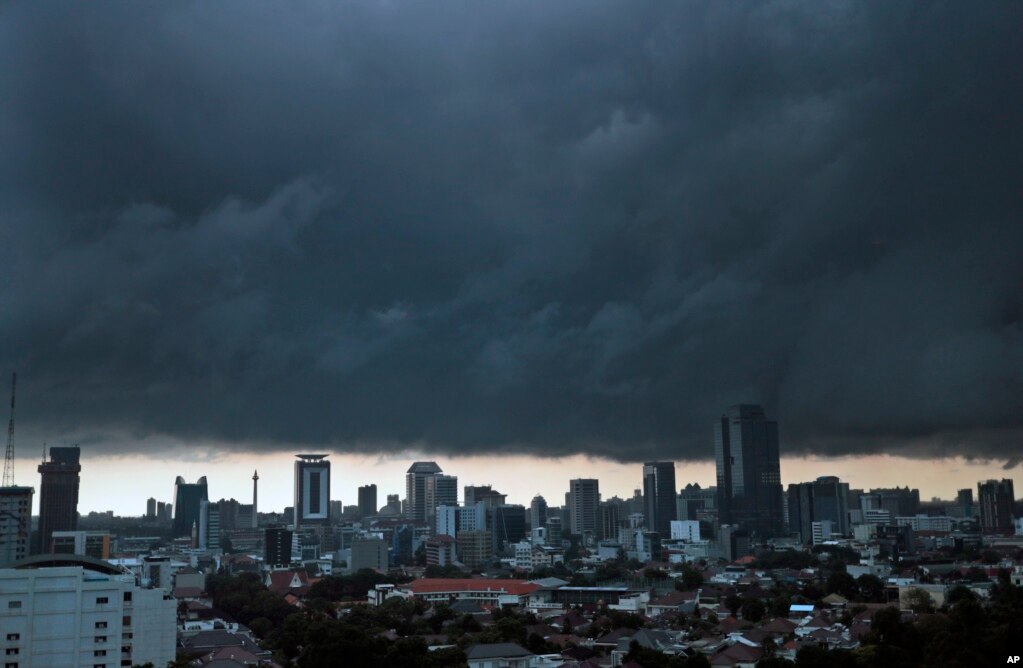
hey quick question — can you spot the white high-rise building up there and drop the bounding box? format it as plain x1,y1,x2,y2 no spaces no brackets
436,505,458,538
670,520,701,542
0,559,176,667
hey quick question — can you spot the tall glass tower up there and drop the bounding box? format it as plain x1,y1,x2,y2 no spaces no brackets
714,404,783,538
642,461,677,536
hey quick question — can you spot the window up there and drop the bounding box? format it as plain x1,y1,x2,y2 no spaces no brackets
4,635,16,642
6,601,20,609
121,616,131,627
94,650,106,657
3,650,16,656
96,597,109,605
95,621,107,629
122,592,131,603
6,662,18,668
94,636,106,643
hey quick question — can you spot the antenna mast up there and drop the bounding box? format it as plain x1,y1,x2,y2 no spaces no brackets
2,373,16,486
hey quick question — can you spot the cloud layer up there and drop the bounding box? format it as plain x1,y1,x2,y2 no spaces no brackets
1,2,1021,463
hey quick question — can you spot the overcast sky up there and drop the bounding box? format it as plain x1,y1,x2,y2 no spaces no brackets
1,1,1021,469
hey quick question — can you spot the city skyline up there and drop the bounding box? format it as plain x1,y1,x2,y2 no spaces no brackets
4,448,1017,518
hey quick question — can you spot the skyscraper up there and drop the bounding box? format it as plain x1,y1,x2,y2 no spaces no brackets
714,404,784,538
37,446,81,553
172,476,209,537
568,478,600,537
0,485,33,565
530,495,548,530
358,484,378,518
424,474,458,526
643,461,677,536
294,454,331,527
406,461,442,523
787,476,850,544
978,479,1015,534
146,497,157,519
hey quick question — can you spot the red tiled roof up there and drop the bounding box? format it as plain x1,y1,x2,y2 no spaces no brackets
407,578,539,596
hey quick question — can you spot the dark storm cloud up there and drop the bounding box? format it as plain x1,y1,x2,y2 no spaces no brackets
1,1,1021,463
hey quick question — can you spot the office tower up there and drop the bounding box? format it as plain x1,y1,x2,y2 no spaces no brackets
146,497,157,519
436,505,459,537
677,483,716,522
0,485,33,565
51,530,111,559
172,476,209,537
600,500,623,541
37,446,82,553
956,488,974,518
787,476,850,544
294,454,331,527
530,495,548,529
491,504,527,551
350,536,388,571
198,499,221,551
868,487,920,517
424,474,458,526
545,517,562,545
643,461,677,536
456,530,494,569
265,527,294,567
714,404,784,538
459,501,488,532
358,484,378,518
978,479,1015,533
464,484,506,508
406,461,442,523
252,470,259,528
568,479,600,537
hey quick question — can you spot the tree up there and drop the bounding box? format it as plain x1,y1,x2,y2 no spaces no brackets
855,574,884,603
902,587,935,614
677,563,704,591
826,571,856,599
740,598,765,622
724,594,741,616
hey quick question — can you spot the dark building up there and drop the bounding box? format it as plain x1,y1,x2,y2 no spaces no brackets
358,484,378,518
146,497,157,519
714,404,784,538
956,488,974,518
294,454,331,527
867,487,920,517
491,504,527,551
787,476,850,544
265,527,294,567
37,446,81,554
642,461,677,537
978,479,1015,534
173,476,209,537
599,499,625,541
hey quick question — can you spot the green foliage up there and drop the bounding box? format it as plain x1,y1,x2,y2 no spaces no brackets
676,562,704,591
855,574,884,602
752,549,817,570
739,597,765,622
825,571,856,599
305,569,400,601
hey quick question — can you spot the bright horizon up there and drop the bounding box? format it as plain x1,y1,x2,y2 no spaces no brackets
8,451,1018,517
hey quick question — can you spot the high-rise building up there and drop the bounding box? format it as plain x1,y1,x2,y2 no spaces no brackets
599,500,623,541
424,474,458,527
199,499,222,551
406,461,442,523
265,527,294,568
172,476,209,537
677,483,716,522
358,484,378,518
0,485,33,565
146,497,157,519
568,479,600,537
37,446,82,553
956,488,974,518
491,504,527,551
867,487,920,517
351,536,388,572
787,476,850,544
643,461,677,536
294,454,331,528
530,495,548,530
464,484,507,508
0,560,176,667
714,404,784,538
978,479,1015,534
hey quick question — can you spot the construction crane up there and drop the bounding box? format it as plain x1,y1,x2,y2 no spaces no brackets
2,373,15,487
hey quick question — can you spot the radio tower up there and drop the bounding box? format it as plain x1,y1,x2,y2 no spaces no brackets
2,373,16,487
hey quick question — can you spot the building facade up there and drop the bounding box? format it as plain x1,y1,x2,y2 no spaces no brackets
294,455,331,527
978,478,1015,534
37,446,81,554
0,486,32,566
714,404,784,538
406,462,443,523
643,461,677,536
358,484,378,518
172,476,208,538
0,559,176,668
568,479,600,538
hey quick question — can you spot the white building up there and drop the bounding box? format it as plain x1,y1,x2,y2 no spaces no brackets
436,505,459,538
513,541,534,571
811,520,834,545
0,556,176,668
895,515,953,532
670,520,700,542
